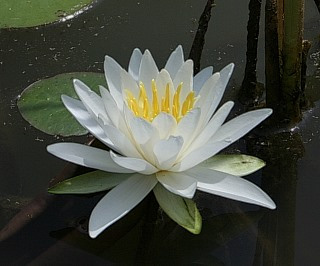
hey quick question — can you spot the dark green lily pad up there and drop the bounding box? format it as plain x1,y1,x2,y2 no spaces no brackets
18,72,106,136
0,0,94,28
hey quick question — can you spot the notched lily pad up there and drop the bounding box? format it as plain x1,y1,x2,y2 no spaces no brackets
18,72,106,136
0,0,95,28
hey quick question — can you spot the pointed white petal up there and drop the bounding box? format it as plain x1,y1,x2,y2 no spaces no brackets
152,112,177,139
129,116,159,145
193,66,213,94
173,59,193,103
172,109,272,172
210,109,273,143
89,174,157,238
139,49,159,99
61,95,114,148
99,85,120,127
155,69,174,108
188,166,276,209
47,143,134,173
128,48,142,81
202,63,235,124
153,136,184,170
164,45,184,79
104,56,125,109
110,151,158,175
188,101,234,152
73,79,106,119
99,122,141,158
156,171,197,199
174,108,201,145
120,68,139,97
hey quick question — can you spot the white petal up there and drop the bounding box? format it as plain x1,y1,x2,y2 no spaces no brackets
187,101,234,152
164,45,184,79
139,49,159,99
187,166,276,209
152,112,177,139
155,69,174,108
172,109,272,172
89,174,157,238
193,66,213,94
210,109,273,143
156,171,197,199
61,95,114,148
174,108,201,146
129,116,159,145
110,151,158,175
47,143,133,173
173,59,193,103
128,48,142,81
202,63,235,124
73,79,106,119
120,68,140,98
104,56,125,109
99,122,141,158
99,85,120,127
153,136,184,170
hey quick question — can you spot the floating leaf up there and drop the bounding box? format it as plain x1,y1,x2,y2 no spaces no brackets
18,72,106,136
48,170,131,194
200,154,265,176
153,183,202,234
0,0,94,28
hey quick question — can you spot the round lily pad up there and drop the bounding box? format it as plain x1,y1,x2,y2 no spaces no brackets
0,0,94,28
18,72,106,136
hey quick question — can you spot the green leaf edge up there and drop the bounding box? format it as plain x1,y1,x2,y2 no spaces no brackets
48,170,130,194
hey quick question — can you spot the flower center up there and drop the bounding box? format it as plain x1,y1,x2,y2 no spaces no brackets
126,80,196,122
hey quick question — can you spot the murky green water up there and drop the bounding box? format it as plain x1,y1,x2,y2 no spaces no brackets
0,0,320,264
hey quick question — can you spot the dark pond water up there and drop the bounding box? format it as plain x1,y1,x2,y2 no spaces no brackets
1,0,320,265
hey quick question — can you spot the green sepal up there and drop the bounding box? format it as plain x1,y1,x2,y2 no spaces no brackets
200,154,266,176
153,183,202,234
48,170,130,194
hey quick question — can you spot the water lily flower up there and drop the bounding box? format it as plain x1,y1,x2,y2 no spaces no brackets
47,46,276,238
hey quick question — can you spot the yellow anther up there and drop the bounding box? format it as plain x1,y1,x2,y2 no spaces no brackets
126,80,196,123
152,80,159,117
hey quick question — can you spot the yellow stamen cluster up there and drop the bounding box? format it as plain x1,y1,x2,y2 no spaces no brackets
126,80,196,122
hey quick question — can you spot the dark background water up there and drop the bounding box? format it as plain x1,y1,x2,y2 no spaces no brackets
0,0,320,265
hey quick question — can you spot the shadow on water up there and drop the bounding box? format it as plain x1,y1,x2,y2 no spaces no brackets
1,0,320,265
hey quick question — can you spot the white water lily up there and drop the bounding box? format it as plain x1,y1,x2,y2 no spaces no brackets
47,46,275,238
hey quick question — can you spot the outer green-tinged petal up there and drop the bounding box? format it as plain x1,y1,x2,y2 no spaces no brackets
128,48,142,81
47,143,134,173
156,171,197,199
61,95,114,148
48,170,131,194
200,154,266,176
89,174,158,238
164,45,184,79
153,183,202,234
188,166,276,209
110,151,158,175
